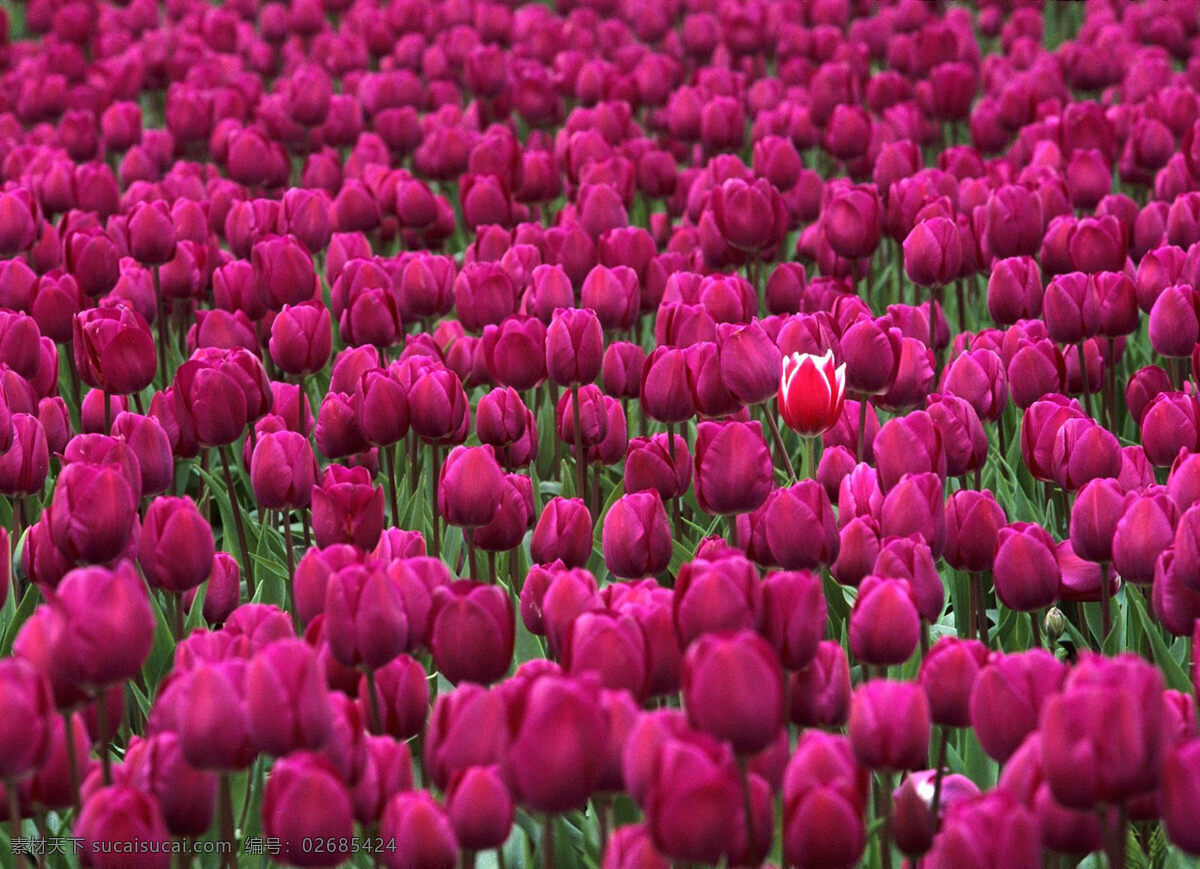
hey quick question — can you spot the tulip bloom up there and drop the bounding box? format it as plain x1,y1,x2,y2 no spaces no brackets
682,630,784,754
778,351,847,437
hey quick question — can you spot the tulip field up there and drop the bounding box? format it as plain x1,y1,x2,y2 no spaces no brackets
7,0,1200,866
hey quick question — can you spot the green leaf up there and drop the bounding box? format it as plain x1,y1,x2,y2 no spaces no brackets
1126,585,1191,693
0,583,40,656
141,590,175,689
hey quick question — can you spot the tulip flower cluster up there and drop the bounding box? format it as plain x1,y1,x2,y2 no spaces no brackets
3,0,1200,867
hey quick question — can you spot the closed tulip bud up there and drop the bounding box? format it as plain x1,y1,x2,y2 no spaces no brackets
940,348,1008,423
1164,740,1200,855
538,568,601,656
408,367,470,445
545,307,603,387
849,577,921,667
642,729,749,864
1095,271,1139,338
430,581,514,686
379,791,458,869
985,186,1043,259
477,317,545,391
831,516,882,587
778,350,847,436
824,185,882,260
874,537,944,624
311,466,384,551
924,790,1040,868
624,434,692,502
673,555,761,647
1149,283,1200,358
353,735,414,826
879,472,946,558
358,655,428,741
437,445,505,530
1021,397,1088,482
1141,391,1200,467
602,491,672,579
263,753,355,867
109,412,170,497
562,609,650,700
80,390,128,435
682,630,784,755
839,462,884,524
987,257,1043,326
531,498,593,568
444,765,513,852
840,318,903,395
268,302,332,377
49,561,154,692
849,679,930,771
0,413,49,496
72,305,156,396
139,496,214,594
640,347,695,424
128,201,176,266
709,178,788,253
453,262,516,333
120,733,217,839
251,430,316,512
903,217,962,288
245,639,331,756
1169,452,1200,513
1006,339,1067,409
785,641,851,730
874,411,946,493
1153,550,1200,635
75,785,172,869
1113,490,1179,585
761,570,826,671
424,683,508,791
944,489,1006,573
970,649,1067,763
764,482,840,570
503,674,607,814
919,637,990,728
47,460,136,564
713,321,778,407
602,824,670,869
171,354,258,449
181,552,240,626
596,342,643,401
325,563,408,670
694,421,773,517
1043,272,1102,344
993,522,1061,613
1050,417,1121,490
576,265,638,332
1041,654,1165,809
351,370,408,448
0,658,54,779
782,730,868,869
555,384,609,449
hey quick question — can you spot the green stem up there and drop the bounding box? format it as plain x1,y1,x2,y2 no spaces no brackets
62,712,80,809
763,410,797,481
571,385,586,499
219,445,256,594
542,815,555,869
219,774,236,868
427,444,436,559
6,778,20,845
365,668,383,735
857,395,869,462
